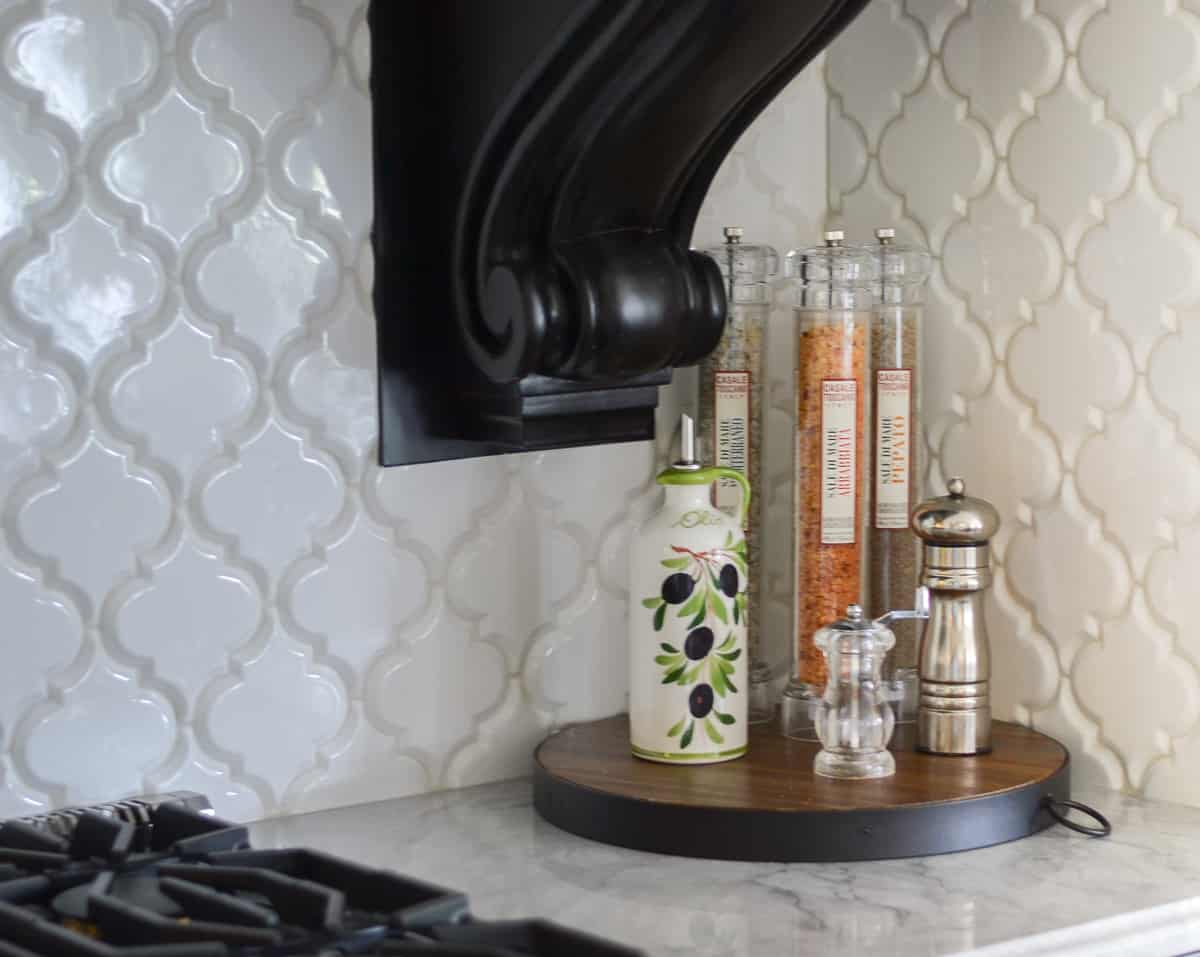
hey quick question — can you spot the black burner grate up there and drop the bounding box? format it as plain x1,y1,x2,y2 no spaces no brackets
0,802,641,957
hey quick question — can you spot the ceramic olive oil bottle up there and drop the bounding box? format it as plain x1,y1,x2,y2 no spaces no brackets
629,414,750,763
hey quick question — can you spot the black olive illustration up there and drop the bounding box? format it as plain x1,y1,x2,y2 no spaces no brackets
719,563,739,598
689,684,715,718
683,626,715,660
661,572,694,605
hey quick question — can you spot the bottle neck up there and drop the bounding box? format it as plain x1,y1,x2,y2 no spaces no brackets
662,483,713,509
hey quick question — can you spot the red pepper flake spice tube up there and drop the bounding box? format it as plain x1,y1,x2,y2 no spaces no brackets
781,231,875,741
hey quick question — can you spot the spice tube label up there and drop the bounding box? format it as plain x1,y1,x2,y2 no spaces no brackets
820,378,858,545
875,369,912,530
713,371,751,515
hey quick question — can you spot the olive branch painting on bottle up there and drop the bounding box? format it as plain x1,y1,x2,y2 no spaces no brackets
640,531,748,749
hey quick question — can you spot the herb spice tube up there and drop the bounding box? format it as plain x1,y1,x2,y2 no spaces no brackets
698,227,777,724
867,228,931,723
781,231,876,741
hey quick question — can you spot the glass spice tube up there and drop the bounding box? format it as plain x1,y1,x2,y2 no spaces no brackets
867,228,931,723
697,227,777,724
781,231,875,741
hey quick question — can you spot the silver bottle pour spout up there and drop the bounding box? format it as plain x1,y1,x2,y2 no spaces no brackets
675,413,701,470
910,477,1000,755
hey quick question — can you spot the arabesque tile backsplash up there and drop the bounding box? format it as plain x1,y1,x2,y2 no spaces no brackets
3,0,1200,822
829,0,1200,803
0,0,819,821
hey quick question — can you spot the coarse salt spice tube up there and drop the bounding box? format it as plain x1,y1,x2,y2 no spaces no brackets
697,227,779,725
781,230,876,742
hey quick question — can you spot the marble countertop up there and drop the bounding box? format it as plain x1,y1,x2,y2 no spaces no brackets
249,778,1200,957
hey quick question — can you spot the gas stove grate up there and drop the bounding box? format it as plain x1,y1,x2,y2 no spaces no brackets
0,799,640,957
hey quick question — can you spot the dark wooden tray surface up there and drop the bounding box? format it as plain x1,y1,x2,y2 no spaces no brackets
533,715,1070,861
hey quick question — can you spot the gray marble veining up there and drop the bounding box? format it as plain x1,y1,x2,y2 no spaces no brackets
249,779,1200,956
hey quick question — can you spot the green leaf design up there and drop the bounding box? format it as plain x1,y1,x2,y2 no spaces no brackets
681,722,694,749
710,658,728,697
677,586,705,619
708,568,721,590
676,667,690,686
709,592,728,624
655,654,683,666
667,717,686,738
725,675,739,694
705,718,724,744
642,597,664,608
715,711,736,725
661,643,679,653
662,665,686,684
718,632,736,651
717,657,735,676
684,663,704,684
661,556,690,570
687,607,706,630
724,531,733,547
719,649,742,662
653,604,666,631
732,600,739,624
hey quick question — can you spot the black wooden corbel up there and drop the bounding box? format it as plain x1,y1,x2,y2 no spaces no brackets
370,0,870,466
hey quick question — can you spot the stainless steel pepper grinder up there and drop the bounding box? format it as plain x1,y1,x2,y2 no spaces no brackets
910,478,1000,755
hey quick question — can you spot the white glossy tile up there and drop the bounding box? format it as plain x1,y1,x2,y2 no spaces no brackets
288,511,430,684
108,91,243,243
6,0,152,136
1008,60,1134,257
941,1,1061,148
1075,592,1200,788
1075,386,1200,576
825,0,927,151
203,632,346,803
13,208,158,366
1006,273,1134,463
201,420,341,578
0,89,64,240
366,610,509,776
879,62,993,248
21,654,175,805
941,174,1061,350
191,1,332,134
1076,170,1200,368
194,196,334,361
110,315,253,476
114,530,258,712
1077,0,1200,155
16,436,170,615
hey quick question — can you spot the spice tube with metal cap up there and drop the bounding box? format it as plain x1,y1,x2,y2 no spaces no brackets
910,477,1000,755
698,227,778,725
867,227,931,725
780,230,877,742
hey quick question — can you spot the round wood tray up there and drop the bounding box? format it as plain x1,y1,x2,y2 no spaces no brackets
533,716,1069,861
